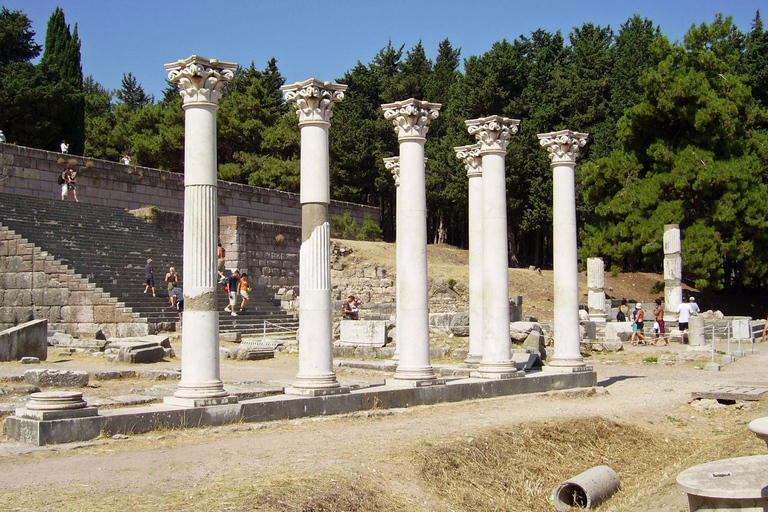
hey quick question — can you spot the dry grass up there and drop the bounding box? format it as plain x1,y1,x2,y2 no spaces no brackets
413,416,762,512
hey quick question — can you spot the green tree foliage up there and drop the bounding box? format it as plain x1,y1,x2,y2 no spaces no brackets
116,72,153,110
580,15,768,291
39,7,84,154
0,7,40,65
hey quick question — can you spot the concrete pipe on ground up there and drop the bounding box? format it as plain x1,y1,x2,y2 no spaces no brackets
553,465,621,511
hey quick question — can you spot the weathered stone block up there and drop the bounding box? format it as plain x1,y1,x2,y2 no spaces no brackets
339,320,387,347
117,346,166,364
24,369,88,387
449,311,470,337
0,319,48,361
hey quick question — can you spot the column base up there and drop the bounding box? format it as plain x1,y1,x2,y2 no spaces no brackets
164,395,238,407
385,378,446,388
470,361,521,379
462,354,482,368
284,386,350,397
393,366,437,382
590,313,607,323
291,373,343,392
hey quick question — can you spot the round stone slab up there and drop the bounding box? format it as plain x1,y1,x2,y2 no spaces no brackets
26,391,87,411
677,455,768,506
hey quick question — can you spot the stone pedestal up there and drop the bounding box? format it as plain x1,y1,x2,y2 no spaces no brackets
454,144,483,366
664,224,683,318
384,156,401,362
382,99,440,383
466,116,521,379
16,391,98,421
164,55,237,406
283,79,348,395
587,257,607,322
538,130,590,371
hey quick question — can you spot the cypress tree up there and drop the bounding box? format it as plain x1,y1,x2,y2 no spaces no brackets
40,7,84,154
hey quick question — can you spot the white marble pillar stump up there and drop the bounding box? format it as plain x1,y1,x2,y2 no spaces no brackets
164,55,238,407
465,116,521,379
454,143,483,366
587,257,607,322
664,224,683,319
384,156,401,362
538,130,591,372
381,99,443,386
282,79,349,396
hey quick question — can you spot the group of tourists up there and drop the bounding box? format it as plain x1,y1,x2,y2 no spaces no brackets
59,166,78,202
223,269,250,316
616,296,699,346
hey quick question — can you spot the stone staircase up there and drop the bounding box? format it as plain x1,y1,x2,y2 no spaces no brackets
0,192,298,336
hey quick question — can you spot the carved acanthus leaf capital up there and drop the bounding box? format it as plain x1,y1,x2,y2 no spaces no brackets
282,78,347,124
165,55,236,106
383,156,400,186
381,98,441,140
537,130,589,165
454,144,482,178
465,116,520,154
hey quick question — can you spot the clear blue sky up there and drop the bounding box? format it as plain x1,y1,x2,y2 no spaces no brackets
4,0,764,99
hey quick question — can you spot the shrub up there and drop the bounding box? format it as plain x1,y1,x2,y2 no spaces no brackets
356,213,383,241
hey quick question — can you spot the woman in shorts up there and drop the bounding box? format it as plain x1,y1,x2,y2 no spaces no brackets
238,272,250,312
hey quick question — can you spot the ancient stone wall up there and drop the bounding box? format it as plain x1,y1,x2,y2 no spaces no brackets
0,144,379,228
0,227,149,337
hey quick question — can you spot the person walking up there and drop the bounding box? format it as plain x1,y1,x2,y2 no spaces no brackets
143,258,156,297
630,303,647,345
617,299,630,322
170,282,184,321
677,299,693,343
165,266,178,305
652,298,669,346
238,272,250,312
60,167,79,202
224,269,240,316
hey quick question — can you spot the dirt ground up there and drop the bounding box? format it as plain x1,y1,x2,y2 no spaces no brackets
0,340,767,511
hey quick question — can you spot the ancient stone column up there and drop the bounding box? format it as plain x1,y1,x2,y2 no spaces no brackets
454,144,483,366
282,79,348,395
384,156,401,361
587,257,607,322
381,99,442,384
538,130,589,371
664,224,683,317
465,116,520,379
164,55,237,406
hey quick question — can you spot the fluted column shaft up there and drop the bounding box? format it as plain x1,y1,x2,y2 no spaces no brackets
164,55,236,404
663,224,682,317
382,99,440,383
282,79,347,394
466,116,520,379
454,144,482,365
539,130,589,370
587,257,607,321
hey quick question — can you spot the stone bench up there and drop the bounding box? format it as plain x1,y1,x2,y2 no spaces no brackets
338,320,387,347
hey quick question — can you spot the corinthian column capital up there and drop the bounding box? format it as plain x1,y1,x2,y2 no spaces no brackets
165,56,236,106
465,116,520,154
282,78,347,125
537,129,589,165
383,156,400,187
381,98,441,140
454,143,482,178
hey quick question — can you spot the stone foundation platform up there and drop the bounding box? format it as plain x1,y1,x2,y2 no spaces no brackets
5,370,596,446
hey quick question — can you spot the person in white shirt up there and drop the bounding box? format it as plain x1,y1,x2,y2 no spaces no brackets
60,140,69,153
688,296,700,316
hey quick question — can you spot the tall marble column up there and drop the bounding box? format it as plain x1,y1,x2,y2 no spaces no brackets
454,144,483,366
465,116,521,379
384,156,401,362
663,224,683,317
538,130,590,371
282,79,348,395
381,99,442,385
587,257,607,322
164,55,237,406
